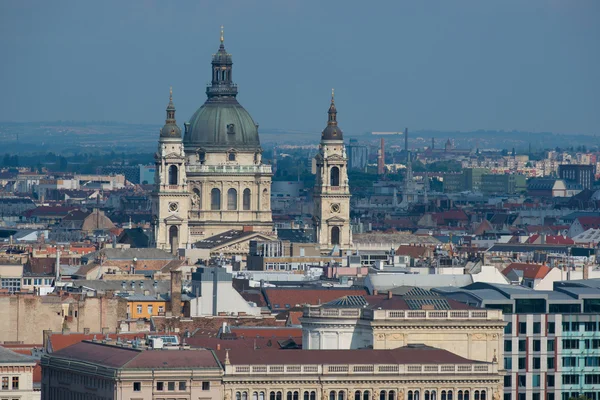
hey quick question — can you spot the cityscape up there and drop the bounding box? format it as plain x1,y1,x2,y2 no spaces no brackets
0,2,599,400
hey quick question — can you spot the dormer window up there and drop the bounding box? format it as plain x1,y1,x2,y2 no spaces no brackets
228,152,236,161
198,151,206,163
227,124,235,134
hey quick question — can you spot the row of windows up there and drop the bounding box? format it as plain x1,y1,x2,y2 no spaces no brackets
210,188,256,211
133,304,164,315
22,278,52,286
503,337,600,352
506,320,600,335
504,354,600,370
140,381,210,392
506,392,600,400
0,377,18,390
234,390,487,400
505,372,600,388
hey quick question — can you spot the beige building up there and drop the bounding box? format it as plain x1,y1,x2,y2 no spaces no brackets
41,341,502,400
313,91,352,253
41,341,222,400
300,288,505,364
0,294,126,344
0,346,40,400
153,32,273,253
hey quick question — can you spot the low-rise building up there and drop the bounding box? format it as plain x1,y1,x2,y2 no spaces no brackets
0,345,40,400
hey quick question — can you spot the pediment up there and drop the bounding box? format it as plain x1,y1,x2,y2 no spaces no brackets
325,216,347,223
164,152,184,159
164,214,184,222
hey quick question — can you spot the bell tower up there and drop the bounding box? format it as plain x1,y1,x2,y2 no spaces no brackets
313,89,352,253
152,88,190,254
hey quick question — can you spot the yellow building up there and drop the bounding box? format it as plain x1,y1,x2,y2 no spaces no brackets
126,296,185,319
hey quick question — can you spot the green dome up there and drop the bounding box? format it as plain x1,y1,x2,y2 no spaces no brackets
184,100,261,151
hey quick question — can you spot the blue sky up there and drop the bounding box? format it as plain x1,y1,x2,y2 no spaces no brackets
0,0,598,135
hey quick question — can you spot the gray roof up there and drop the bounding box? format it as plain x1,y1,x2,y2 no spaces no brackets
366,273,473,291
0,346,37,364
83,248,175,262
67,279,172,297
487,243,569,254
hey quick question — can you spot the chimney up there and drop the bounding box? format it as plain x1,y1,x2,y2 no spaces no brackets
243,225,253,233
373,289,378,296
83,327,90,335
387,291,393,299
584,265,590,280
62,328,70,335
169,270,183,318
217,343,221,351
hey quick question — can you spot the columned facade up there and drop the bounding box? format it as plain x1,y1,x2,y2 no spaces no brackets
313,90,352,253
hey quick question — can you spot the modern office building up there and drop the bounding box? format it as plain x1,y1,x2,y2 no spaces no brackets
347,139,369,172
558,165,595,190
434,280,600,400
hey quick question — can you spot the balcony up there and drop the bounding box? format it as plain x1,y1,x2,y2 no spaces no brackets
186,164,272,175
303,307,501,321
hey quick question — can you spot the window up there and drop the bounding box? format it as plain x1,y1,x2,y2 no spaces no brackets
547,357,555,369
585,339,600,349
158,305,164,313
547,374,555,387
533,357,541,369
157,382,164,391
547,339,555,350
585,374,600,384
546,394,554,400
168,165,178,185
227,188,238,210
136,305,142,314
504,375,512,388
532,374,540,387
518,395,525,400
518,375,526,387
533,322,541,334
331,226,340,245
202,382,210,391
11,377,18,390
518,339,526,352
562,357,577,367
243,188,251,210
532,394,540,400
23,278,31,285
211,188,221,210
133,382,141,392
562,374,579,385
198,151,206,163
518,321,527,334
179,381,187,391
518,357,526,370
228,152,236,161
504,322,512,334
167,381,175,391
547,322,555,334
584,356,600,367
504,357,512,370
330,166,340,186
563,339,579,349
585,321,597,331
533,340,541,351
504,340,512,352
147,305,153,315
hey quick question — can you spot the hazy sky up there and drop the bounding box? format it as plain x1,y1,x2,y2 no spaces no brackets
1,0,598,135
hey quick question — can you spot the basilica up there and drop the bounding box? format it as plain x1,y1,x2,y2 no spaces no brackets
152,30,352,255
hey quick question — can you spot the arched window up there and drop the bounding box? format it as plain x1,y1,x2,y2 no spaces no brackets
243,188,251,210
260,393,265,400
424,392,430,400
474,391,479,400
304,392,310,400
331,226,340,245
227,188,238,210
330,392,336,400
242,393,248,400
330,166,340,186
168,165,178,185
338,391,345,400
388,391,395,400
310,392,316,400
409,392,414,400
463,392,469,400
447,391,452,400
479,392,485,400
253,393,259,400
198,151,206,163
237,392,242,400
211,188,221,210
293,392,299,400
380,391,387,400
414,391,420,400
228,152,236,161
270,392,276,400
355,391,361,400
169,226,178,252
458,391,463,400
287,392,293,400
431,392,437,400
276,392,282,400
363,392,370,400
441,391,447,400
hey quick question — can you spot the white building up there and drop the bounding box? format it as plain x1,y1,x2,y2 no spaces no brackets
0,346,40,400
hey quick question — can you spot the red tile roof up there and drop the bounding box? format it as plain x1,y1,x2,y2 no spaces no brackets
49,341,220,369
577,217,600,230
525,234,574,245
216,344,484,366
263,288,368,310
502,263,551,280
48,332,143,352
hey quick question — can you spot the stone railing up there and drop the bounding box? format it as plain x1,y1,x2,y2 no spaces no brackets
186,164,272,174
226,363,497,376
304,307,501,321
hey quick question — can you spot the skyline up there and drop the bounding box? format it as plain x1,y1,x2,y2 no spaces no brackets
0,0,599,135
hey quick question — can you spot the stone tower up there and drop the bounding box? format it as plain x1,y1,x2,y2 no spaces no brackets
313,90,352,253
152,88,190,254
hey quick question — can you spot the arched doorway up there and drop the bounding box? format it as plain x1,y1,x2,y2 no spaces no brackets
168,165,178,185
331,226,340,245
330,166,340,186
169,225,179,253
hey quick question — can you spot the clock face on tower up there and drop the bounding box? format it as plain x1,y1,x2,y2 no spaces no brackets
330,203,340,213
169,202,179,213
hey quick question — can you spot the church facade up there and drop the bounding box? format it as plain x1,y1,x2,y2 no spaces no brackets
152,31,273,253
